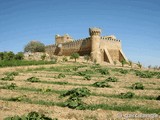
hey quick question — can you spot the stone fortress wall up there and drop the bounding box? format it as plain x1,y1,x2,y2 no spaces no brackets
45,28,127,64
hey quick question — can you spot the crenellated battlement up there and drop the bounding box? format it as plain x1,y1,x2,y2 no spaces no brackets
45,27,127,64
101,37,121,42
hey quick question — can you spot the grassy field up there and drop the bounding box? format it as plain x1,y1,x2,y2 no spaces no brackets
0,62,159,120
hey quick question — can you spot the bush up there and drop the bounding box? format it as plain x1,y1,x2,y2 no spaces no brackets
77,71,86,76
61,87,90,98
41,54,46,61
70,53,79,62
105,77,118,82
62,57,68,62
5,83,17,90
24,41,45,52
61,87,90,110
1,75,14,81
156,96,160,100
27,77,40,82
57,73,65,78
4,111,57,120
120,92,135,98
14,52,24,60
5,71,19,76
97,68,110,75
135,71,153,78
93,81,110,88
64,96,86,109
132,82,144,90
84,75,91,80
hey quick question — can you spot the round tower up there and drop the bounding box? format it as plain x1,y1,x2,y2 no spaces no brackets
89,27,102,63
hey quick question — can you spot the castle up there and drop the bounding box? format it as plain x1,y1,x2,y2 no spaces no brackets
45,28,127,64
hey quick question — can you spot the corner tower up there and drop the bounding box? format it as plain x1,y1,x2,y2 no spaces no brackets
89,27,101,63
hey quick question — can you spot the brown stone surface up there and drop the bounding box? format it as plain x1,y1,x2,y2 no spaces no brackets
45,28,128,64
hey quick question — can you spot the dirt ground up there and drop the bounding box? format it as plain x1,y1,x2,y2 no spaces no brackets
0,62,159,120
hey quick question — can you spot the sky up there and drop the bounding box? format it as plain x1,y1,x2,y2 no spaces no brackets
0,0,160,66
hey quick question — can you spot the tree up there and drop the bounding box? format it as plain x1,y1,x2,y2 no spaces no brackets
84,55,90,62
24,41,45,53
15,52,24,60
128,60,133,68
70,53,79,62
0,52,4,60
121,59,126,67
3,51,15,60
137,61,142,69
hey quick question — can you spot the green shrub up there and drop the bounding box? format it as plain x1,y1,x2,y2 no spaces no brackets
156,96,160,100
135,71,152,78
4,111,57,120
1,75,14,81
62,57,68,62
132,82,144,90
64,96,86,109
27,77,40,82
57,73,65,78
97,69,110,75
120,92,135,98
105,77,118,82
84,75,91,80
5,83,17,90
77,71,86,76
119,69,128,74
5,71,19,76
93,81,110,88
73,67,78,71
61,87,90,98
8,95,27,102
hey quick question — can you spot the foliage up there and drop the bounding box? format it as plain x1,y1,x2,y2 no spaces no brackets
128,60,133,68
61,87,90,109
57,73,66,78
156,96,160,100
137,61,142,69
62,57,68,62
135,70,153,78
77,71,86,76
120,92,135,99
27,77,40,82
105,77,118,82
72,67,78,71
97,68,110,75
120,59,126,67
70,53,79,62
0,60,56,68
132,82,144,90
5,83,17,90
4,111,57,120
84,75,91,80
84,55,90,62
5,71,19,76
61,87,91,98
1,75,14,81
64,96,86,109
24,40,45,52
41,54,46,60
93,81,110,88
112,68,129,74
8,95,27,102
14,52,24,60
